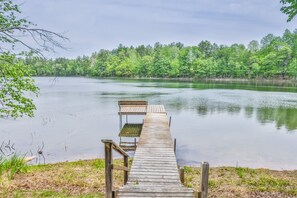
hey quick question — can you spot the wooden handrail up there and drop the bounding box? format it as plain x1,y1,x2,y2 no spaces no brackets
111,164,129,172
102,139,129,157
102,139,129,198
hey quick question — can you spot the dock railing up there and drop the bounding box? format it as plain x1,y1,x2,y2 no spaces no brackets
102,139,129,198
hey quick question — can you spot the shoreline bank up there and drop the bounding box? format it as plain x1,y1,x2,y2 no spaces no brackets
40,156,297,171
1,159,296,198
33,76,297,85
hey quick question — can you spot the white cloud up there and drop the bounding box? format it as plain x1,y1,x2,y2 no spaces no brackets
15,0,297,58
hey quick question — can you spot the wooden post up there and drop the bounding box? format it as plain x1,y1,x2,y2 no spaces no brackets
112,190,117,198
174,138,176,154
180,167,184,184
104,142,113,198
102,139,129,198
124,155,128,185
134,138,137,150
169,116,172,127
200,162,209,198
119,113,122,131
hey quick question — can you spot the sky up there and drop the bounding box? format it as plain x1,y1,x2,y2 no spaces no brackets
16,0,297,58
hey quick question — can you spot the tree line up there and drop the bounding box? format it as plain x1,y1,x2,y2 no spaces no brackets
25,29,297,80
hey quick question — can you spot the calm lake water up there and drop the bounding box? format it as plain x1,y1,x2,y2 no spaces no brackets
1,77,297,170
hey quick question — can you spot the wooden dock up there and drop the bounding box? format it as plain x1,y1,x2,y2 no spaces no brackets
117,106,195,197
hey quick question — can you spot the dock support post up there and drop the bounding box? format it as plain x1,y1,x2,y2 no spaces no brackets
124,155,128,185
200,162,209,198
104,142,113,198
134,138,137,150
119,113,122,131
174,138,176,154
169,116,172,127
180,167,184,184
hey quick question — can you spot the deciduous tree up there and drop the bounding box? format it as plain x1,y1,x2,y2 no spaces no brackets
0,0,67,118
280,0,297,22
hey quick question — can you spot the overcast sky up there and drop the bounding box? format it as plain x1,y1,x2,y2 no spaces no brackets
16,0,297,58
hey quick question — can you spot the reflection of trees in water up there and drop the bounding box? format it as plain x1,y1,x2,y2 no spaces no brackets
256,107,275,123
244,106,254,118
167,97,242,115
195,98,208,116
256,107,297,132
165,97,187,113
191,81,297,93
227,105,241,114
195,102,241,116
196,105,208,116
160,96,297,132
193,101,297,132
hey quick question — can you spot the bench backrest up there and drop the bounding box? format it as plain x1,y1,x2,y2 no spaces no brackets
118,100,148,106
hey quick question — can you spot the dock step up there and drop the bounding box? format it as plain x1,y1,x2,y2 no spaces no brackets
119,142,137,152
118,184,195,197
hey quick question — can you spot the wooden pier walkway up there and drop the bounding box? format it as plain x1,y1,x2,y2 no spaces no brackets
117,106,195,197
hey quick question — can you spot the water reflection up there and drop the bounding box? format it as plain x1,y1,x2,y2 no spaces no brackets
170,101,297,132
257,107,297,132
244,106,254,118
124,78,297,93
160,89,297,132
195,103,242,116
165,97,185,113
1,77,297,169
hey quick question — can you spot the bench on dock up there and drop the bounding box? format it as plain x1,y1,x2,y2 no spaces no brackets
118,100,166,115
118,100,166,152
118,100,148,115
118,100,147,151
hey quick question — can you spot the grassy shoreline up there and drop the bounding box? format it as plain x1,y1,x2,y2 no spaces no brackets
1,159,296,198
110,76,297,84
34,76,297,85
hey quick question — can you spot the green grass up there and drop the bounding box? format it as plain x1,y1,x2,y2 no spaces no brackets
0,154,28,180
9,190,104,198
182,165,297,197
92,159,105,169
235,167,256,178
232,167,294,194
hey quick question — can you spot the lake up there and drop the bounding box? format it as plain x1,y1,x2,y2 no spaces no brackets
1,77,297,170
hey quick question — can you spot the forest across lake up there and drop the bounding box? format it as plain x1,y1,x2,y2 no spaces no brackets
0,77,296,170
24,29,297,80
